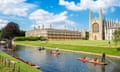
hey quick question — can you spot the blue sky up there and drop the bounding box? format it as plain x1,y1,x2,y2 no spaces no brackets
0,0,120,31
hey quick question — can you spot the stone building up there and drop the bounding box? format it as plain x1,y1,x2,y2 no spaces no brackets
26,27,81,40
89,9,120,40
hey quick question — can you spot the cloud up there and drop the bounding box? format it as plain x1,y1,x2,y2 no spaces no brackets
0,0,36,16
0,19,8,29
59,0,120,12
29,9,76,29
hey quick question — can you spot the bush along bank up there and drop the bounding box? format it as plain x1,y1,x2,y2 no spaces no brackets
14,36,47,41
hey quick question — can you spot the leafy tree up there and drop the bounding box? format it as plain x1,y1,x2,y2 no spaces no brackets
19,30,26,36
1,22,20,40
85,32,89,40
113,28,120,46
0,29,1,38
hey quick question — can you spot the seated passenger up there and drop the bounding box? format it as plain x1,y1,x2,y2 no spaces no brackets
82,57,86,60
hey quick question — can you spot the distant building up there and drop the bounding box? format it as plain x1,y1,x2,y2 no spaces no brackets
89,9,120,40
26,28,82,40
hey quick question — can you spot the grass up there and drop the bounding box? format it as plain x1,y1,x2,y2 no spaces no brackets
0,51,41,72
15,40,120,56
47,40,119,47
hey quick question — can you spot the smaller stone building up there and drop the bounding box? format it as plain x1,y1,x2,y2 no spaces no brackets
26,28,81,40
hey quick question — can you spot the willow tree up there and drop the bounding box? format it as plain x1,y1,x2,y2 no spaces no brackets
113,28,120,46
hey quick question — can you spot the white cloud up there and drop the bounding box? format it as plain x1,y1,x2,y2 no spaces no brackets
59,0,120,12
0,19,8,29
0,0,36,16
29,9,76,29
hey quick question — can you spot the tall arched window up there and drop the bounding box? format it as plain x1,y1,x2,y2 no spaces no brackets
92,23,99,33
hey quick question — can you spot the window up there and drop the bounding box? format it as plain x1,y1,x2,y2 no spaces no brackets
92,23,99,33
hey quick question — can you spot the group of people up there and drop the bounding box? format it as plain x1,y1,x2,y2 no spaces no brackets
51,48,60,55
82,53,106,63
38,47,45,51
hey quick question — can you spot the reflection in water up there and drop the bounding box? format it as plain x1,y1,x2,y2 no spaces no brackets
101,65,105,72
3,45,120,72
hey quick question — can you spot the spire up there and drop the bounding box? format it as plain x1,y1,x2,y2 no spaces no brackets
33,26,36,30
89,10,92,21
99,8,102,21
64,25,66,30
38,25,40,29
50,24,52,29
110,19,112,27
42,24,44,29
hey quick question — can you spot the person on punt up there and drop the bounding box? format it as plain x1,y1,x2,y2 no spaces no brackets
55,48,59,52
82,57,86,60
101,53,106,62
90,58,98,62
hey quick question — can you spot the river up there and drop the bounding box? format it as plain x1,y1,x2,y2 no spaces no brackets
4,45,120,72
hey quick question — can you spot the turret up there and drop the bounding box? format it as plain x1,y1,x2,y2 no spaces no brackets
64,25,67,30
38,25,40,29
89,10,92,40
50,24,52,29
99,8,103,40
42,24,44,29
99,8,102,21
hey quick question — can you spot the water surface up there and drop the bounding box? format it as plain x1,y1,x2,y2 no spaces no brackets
5,45,120,72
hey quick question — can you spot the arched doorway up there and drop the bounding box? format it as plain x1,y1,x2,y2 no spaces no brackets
94,35,97,40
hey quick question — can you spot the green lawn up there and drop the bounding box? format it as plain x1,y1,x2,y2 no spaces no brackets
0,51,41,72
15,40,120,56
48,40,116,47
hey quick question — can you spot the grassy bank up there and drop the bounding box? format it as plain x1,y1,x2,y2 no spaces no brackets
0,51,41,72
15,40,120,56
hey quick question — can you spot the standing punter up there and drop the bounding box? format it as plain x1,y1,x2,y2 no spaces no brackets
101,53,106,62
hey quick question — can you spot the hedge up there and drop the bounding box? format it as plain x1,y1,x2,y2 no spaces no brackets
14,36,47,41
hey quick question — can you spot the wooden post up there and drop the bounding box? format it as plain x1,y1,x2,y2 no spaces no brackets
0,55,1,64
4,57,6,65
18,65,20,72
12,61,16,72
8,59,10,67
2,56,3,64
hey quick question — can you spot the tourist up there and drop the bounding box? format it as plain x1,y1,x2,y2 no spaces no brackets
94,58,97,61
82,57,86,59
108,41,111,47
101,53,106,62
55,48,59,52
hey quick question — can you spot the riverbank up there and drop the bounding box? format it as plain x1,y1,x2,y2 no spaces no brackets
0,51,41,72
15,41,120,59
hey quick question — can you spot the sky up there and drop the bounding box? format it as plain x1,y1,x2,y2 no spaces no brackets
0,0,120,31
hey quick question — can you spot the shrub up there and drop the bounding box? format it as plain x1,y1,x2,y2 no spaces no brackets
14,36,47,41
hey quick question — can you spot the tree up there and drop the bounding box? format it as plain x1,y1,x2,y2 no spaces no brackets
19,30,25,36
0,29,1,38
113,28,120,46
85,32,89,40
1,22,20,40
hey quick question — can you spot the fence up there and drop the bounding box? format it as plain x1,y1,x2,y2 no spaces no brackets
0,52,30,72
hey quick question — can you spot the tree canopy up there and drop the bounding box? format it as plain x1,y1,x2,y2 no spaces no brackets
0,29,1,38
19,30,25,36
113,28,120,45
1,22,20,39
